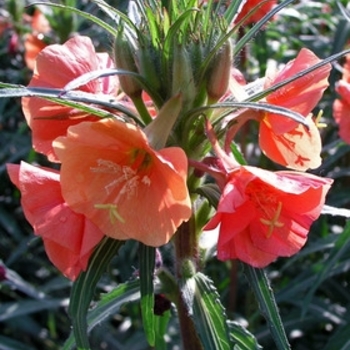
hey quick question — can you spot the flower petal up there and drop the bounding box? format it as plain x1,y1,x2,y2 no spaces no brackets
53,118,192,247
7,162,104,280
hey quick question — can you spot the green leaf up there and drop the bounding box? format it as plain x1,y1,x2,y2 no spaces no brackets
68,237,124,350
154,309,171,350
233,0,296,56
139,243,156,346
0,84,140,123
243,264,291,350
63,279,141,350
187,101,310,127
31,1,118,37
186,272,233,350
227,321,262,350
302,220,350,316
0,299,64,322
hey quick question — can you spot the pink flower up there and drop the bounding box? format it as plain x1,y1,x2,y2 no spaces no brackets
259,48,331,170
205,166,332,267
7,162,104,280
333,54,350,144
22,36,118,161
53,118,192,247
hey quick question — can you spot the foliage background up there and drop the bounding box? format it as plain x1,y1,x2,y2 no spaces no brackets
1,0,350,349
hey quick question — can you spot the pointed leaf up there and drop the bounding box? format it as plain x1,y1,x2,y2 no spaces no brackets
68,237,124,350
191,272,233,349
243,264,291,350
63,279,140,350
227,321,262,350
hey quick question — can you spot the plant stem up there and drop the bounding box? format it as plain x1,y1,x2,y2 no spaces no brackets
174,219,203,349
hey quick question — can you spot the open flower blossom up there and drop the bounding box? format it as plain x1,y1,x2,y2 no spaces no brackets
205,165,333,267
53,118,192,247
22,35,118,161
260,48,331,170
7,162,104,280
333,54,350,144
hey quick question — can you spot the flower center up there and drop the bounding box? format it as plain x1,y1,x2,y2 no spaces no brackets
245,182,284,238
90,150,152,223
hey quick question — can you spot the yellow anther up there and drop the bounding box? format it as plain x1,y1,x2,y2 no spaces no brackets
260,201,284,238
95,203,125,224
315,110,327,129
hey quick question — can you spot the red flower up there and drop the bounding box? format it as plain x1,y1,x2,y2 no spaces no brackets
7,162,104,280
333,54,350,144
205,166,332,267
22,36,118,161
234,0,277,25
259,48,331,170
53,118,192,247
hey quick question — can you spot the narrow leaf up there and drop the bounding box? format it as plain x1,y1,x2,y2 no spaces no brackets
302,220,350,316
63,279,140,350
227,321,262,350
192,272,233,350
139,243,156,346
68,237,124,350
243,264,291,350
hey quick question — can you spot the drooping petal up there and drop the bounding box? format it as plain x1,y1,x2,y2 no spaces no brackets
7,162,104,280
53,118,192,247
205,165,332,267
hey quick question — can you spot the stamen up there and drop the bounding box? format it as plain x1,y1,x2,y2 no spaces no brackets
260,201,284,238
94,203,125,224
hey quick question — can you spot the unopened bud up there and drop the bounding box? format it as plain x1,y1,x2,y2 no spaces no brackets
137,43,162,96
114,28,142,98
206,40,232,102
171,43,197,111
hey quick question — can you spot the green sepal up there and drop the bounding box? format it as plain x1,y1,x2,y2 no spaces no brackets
144,93,183,150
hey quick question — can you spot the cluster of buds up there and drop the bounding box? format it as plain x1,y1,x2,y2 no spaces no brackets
114,0,232,116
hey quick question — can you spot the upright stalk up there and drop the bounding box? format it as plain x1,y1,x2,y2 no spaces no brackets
174,219,203,349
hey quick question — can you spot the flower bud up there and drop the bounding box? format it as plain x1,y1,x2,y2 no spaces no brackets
137,43,163,97
206,40,232,102
171,43,197,111
114,28,142,98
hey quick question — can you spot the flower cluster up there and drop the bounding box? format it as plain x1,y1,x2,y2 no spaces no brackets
8,0,333,280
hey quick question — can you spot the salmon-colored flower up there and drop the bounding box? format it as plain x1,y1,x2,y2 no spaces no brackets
22,36,118,161
333,54,350,143
205,166,332,267
7,162,104,280
234,0,277,25
259,48,331,170
53,118,192,247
